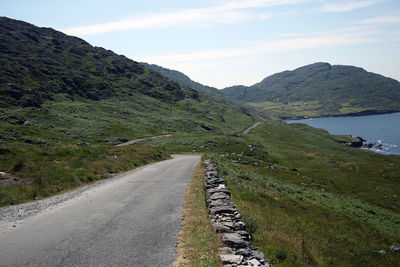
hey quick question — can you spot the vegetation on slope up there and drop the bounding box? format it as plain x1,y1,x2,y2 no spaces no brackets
0,16,257,206
0,17,198,108
0,16,257,146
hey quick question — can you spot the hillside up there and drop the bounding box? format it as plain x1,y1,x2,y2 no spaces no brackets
0,16,256,146
221,62,400,118
141,63,224,99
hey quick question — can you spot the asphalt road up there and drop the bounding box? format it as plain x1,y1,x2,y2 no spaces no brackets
0,155,201,267
243,122,263,134
115,134,172,147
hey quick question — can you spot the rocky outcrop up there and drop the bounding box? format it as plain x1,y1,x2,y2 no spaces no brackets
204,160,269,267
337,136,385,151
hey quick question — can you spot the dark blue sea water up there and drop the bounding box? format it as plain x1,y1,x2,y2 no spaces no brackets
286,112,400,155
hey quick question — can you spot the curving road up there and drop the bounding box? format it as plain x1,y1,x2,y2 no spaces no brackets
243,122,263,134
0,155,200,267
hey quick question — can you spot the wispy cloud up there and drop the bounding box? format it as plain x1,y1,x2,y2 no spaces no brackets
61,0,312,36
139,27,379,64
322,0,381,12
358,14,400,24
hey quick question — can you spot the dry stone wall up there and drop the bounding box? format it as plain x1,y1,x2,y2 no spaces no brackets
204,160,270,267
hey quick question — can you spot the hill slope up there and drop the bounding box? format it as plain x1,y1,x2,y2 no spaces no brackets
0,16,199,108
221,62,400,118
141,63,224,99
0,16,256,146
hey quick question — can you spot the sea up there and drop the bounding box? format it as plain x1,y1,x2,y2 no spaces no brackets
286,112,400,155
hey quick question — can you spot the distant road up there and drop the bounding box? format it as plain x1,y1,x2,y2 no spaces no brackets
0,155,200,266
116,134,172,147
243,122,263,134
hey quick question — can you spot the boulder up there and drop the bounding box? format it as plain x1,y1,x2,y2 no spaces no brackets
208,199,234,208
391,246,400,252
219,254,243,265
207,187,231,196
213,222,231,233
222,233,250,248
247,258,262,266
209,192,230,201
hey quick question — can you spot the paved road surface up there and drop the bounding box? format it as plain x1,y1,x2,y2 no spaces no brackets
116,134,172,147
0,155,200,267
243,122,263,134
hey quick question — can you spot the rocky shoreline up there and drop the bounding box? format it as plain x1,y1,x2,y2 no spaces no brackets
337,136,384,151
204,160,269,267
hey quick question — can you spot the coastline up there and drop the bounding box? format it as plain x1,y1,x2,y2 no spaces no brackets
280,109,400,121
285,112,400,155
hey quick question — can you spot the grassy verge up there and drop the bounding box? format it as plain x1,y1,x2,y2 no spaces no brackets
174,159,223,267
212,155,400,266
0,144,169,207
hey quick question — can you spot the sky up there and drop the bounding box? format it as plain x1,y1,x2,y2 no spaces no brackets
1,0,400,88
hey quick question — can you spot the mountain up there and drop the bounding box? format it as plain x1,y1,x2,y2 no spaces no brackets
0,16,199,108
221,62,400,118
0,17,256,145
141,63,224,99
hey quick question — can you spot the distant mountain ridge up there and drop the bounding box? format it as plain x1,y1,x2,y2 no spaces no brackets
221,62,400,116
139,62,400,118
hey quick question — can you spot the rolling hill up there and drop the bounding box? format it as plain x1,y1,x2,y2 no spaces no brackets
137,62,400,119
0,16,256,146
221,62,400,118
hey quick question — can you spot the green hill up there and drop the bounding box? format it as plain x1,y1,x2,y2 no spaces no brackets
141,62,224,99
0,16,256,146
221,62,400,118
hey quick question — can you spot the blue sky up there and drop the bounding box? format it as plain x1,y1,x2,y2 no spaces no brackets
2,0,400,88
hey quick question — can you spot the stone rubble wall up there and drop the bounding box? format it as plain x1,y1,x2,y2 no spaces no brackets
204,160,270,267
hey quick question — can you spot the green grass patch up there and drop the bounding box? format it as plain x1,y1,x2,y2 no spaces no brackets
0,144,169,207
212,155,400,266
174,159,223,267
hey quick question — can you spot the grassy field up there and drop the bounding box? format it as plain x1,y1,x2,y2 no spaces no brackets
247,101,387,119
174,159,223,267
0,144,169,207
142,119,400,266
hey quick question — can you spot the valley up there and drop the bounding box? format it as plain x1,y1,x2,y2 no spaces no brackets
1,16,400,266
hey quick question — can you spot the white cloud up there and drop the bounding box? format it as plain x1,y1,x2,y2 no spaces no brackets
358,14,400,24
138,29,378,64
322,0,381,12
61,0,312,36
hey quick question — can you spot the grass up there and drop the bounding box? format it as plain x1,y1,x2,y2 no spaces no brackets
0,93,256,146
212,155,400,266
174,158,223,267
0,144,169,207
247,100,387,119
